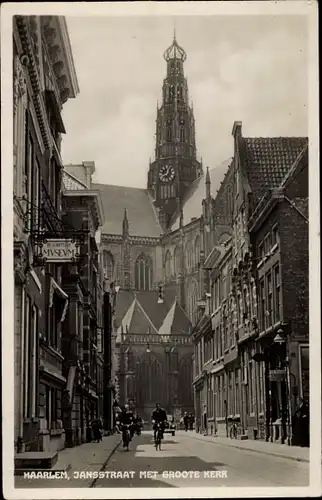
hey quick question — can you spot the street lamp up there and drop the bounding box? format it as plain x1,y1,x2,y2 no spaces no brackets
273,329,285,345
273,327,292,446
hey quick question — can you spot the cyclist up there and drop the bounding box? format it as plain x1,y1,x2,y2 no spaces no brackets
119,404,134,447
183,412,189,432
135,413,143,435
151,403,167,441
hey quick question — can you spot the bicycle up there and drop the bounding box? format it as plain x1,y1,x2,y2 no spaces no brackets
122,424,131,451
154,423,163,451
229,422,238,439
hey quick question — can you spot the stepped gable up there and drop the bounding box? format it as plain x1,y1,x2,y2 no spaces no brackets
241,136,308,200
170,159,231,231
92,183,163,238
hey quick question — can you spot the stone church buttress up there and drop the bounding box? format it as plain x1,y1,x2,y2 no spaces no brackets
147,34,203,229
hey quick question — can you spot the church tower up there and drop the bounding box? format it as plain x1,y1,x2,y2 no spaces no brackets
147,33,203,229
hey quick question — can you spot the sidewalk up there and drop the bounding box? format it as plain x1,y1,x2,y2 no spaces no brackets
15,434,122,489
180,431,309,463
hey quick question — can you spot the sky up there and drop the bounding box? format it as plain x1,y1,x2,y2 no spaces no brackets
61,15,308,188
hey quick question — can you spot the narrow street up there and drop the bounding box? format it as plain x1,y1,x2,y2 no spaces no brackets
93,431,309,488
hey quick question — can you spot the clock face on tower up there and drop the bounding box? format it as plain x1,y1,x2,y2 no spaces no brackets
159,164,175,183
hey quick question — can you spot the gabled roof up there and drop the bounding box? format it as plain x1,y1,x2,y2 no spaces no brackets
159,298,191,335
171,159,231,231
241,137,308,199
62,170,87,191
290,197,309,219
92,183,163,237
115,290,191,337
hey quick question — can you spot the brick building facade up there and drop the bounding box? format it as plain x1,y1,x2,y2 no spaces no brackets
192,121,309,445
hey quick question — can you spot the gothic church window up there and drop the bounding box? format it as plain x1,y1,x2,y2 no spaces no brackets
165,250,172,280
194,235,200,271
185,242,193,273
135,254,153,291
103,251,114,280
188,279,199,324
174,246,181,276
137,355,163,405
180,128,185,142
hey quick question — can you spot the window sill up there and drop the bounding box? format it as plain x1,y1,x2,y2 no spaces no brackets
23,417,39,424
50,429,64,436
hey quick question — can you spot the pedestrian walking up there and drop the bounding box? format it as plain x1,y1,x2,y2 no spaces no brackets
91,419,102,443
183,412,189,431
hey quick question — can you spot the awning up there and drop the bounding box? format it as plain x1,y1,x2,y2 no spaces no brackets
49,277,69,322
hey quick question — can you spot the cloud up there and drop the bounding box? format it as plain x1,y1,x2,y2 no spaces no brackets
61,15,308,188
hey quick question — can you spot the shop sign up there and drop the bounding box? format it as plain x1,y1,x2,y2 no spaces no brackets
269,369,286,382
36,239,80,263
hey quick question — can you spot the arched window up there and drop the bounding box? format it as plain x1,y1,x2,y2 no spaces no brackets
179,356,193,406
135,254,153,291
165,250,172,281
188,280,199,324
194,236,200,271
174,246,181,276
137,355,164,406
167,126,172,142
103,251,114,280
180,128,185,142
185,242,193,273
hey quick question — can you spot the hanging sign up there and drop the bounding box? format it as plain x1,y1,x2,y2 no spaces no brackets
35,239,80,263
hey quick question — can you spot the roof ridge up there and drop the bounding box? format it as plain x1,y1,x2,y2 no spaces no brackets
244,136,308,141
279,143,308,189
135,299,159,335
158,299,177,335
117,298,136,334
92,182,148,191
63,170,88,189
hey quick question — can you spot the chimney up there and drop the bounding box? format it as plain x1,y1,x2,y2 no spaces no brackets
232,121,242,139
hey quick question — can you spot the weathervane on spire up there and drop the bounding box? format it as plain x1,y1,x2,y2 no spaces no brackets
163,26,187,62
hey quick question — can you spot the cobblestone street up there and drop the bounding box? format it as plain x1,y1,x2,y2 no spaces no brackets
93,431,309,488
15,431,309,489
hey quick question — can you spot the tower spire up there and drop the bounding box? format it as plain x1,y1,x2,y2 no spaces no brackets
122,208,129,237
206,166,211,199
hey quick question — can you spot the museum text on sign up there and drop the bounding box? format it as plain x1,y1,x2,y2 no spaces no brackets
36,239,80,263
